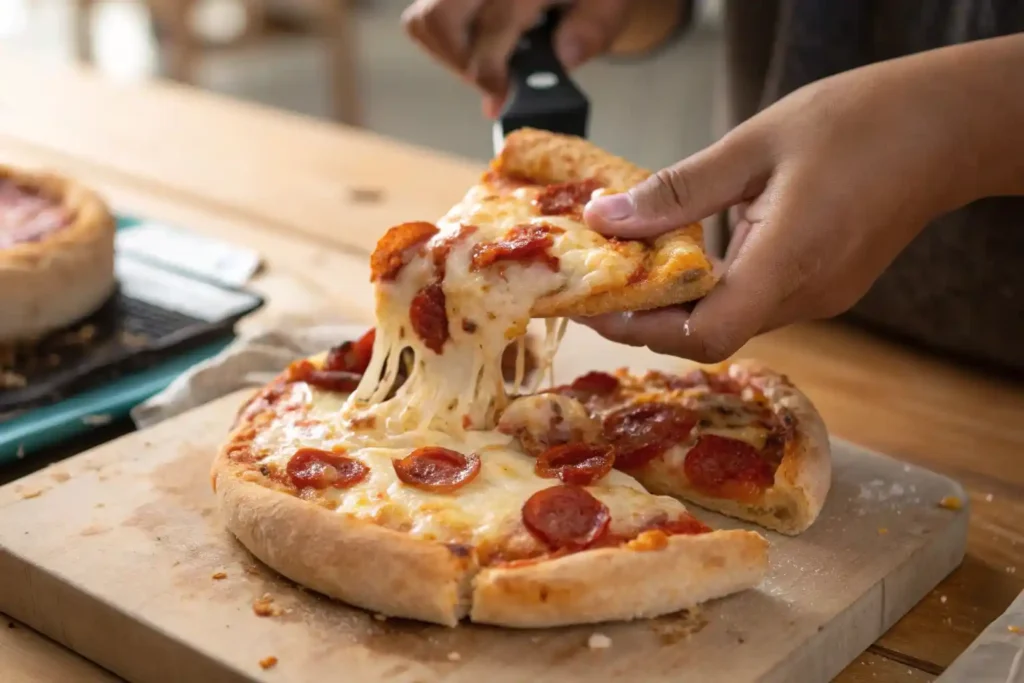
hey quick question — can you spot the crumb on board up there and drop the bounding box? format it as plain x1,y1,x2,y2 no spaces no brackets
373,613,387,622
940,595,947,604
1007,566,1018,574
938,496,963,510
259,656,278,670
1009,625,1023,634
212,572,228,580
18,488,45,500
49,470,71,483
587,633,612,650
253,594,281,617
446,651,461,662
0,370,27,389
985,493,994,502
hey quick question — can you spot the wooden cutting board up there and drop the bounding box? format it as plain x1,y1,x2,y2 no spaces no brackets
0,391,968,683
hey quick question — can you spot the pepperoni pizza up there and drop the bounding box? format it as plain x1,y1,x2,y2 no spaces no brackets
212,129,829,628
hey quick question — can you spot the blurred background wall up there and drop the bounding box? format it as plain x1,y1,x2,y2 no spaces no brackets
0,0,722,170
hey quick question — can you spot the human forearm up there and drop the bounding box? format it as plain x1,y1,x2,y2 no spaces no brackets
906,34,1024,203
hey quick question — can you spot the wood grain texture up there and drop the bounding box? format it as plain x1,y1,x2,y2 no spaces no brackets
0,392,966,683
0,57,476,256
0,617,118,683
0,54,1019,681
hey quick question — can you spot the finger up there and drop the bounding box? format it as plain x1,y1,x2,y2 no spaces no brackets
588,178,817,362
554,0,630,69
467,0,549,96
482,93,504,119
576,308,694,356
402,0,486,73
584,127,771,239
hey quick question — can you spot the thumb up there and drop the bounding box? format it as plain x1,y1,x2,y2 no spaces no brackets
554,0,630,69
585,129,770,239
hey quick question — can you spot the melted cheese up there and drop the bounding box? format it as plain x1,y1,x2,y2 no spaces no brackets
253,173,697,550
344,178,618,437
254,386,687,546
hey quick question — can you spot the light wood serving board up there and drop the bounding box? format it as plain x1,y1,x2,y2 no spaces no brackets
0,391,968,683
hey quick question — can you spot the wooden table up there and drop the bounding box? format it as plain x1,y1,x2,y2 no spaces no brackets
0,54,1021,683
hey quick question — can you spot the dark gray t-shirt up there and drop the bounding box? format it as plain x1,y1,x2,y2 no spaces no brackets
722,0,1024,374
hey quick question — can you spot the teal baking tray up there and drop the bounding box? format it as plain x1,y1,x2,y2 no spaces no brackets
0,216,244,465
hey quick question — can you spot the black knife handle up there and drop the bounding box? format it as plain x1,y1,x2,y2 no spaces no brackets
500,7,589,138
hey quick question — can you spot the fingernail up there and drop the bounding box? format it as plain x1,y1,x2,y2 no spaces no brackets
588,193,635,221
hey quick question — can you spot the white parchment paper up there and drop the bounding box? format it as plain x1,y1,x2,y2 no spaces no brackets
130,321,369,429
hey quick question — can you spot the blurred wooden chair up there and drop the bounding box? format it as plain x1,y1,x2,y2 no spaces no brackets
71,0,361,127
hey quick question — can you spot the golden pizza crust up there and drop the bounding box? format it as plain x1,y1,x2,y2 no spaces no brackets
215,446,768,627
495,127,650,192
635,360,832,535
471,529,767,628
0,166,115,342
213,446,476,627
494,128,716,319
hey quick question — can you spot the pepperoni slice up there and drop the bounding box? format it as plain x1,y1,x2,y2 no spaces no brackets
683,435,775,503
370,222,439,282
522,485,610,550
392,447,481,493
535,443,615,486
569,371,620,396
603,402,697,470
323,328,375,375
286,359,362,393
470,224,563,273
409,282,449,354
534,179,603,218
286,448,369,490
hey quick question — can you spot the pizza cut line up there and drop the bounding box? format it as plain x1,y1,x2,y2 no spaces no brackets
212,129,831,628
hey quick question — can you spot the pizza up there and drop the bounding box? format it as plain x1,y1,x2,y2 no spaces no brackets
212,129,828,628
539,363,830,535
214,331,769,628
0,165,115,342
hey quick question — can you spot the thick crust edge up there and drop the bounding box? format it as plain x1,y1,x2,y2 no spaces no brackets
497,128,716,318
0,166,116,341
471,529,768,628
212,450,475,627
640,360,832,535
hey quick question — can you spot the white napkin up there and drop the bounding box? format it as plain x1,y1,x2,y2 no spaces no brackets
935,589,1024,682
130,321,369,429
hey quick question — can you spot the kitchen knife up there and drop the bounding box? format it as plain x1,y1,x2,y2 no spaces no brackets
492,7,590,154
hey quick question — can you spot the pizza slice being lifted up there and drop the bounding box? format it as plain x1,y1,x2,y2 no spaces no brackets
358,127,715,435
213,129,828,628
